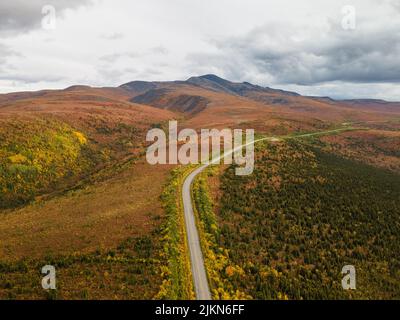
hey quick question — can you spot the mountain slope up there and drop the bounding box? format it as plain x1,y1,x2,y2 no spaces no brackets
120,75,400,132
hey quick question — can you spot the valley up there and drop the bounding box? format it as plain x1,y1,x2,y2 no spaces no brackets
0,75,399,299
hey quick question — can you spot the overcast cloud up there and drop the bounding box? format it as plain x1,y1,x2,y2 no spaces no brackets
0,0,400,100
195,19,400,85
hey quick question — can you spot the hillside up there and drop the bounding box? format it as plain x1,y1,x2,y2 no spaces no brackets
0,86,175,209
0,85,176,299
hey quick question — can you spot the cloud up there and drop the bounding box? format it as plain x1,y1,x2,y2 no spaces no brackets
188,16,400,85
99,47,169,63
389,0,400,11
1,0,400,100
0,0,92,36
150,46,169,55
0,48,64,83
99,51,141,63
100,32,124,40
0,44,20,73
0,44,13,62
0,73,64,84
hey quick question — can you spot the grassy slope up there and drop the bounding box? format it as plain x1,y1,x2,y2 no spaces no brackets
0,157,174,299
0,116,196,300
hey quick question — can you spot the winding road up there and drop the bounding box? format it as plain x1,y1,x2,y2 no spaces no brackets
182,137,270,300
181,127,355,300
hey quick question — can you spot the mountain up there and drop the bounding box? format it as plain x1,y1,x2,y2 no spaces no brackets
187,74,300,97
2,74,400,134
119,81,158,96
119,75,400,131
121,74,301,102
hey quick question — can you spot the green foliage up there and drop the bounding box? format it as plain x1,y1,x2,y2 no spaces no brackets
217,140,400,299
0,119,102,208
192,170,250,300
156,167,195,300
0,235,163,300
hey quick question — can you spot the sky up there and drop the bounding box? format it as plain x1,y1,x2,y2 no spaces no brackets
0,0,400,100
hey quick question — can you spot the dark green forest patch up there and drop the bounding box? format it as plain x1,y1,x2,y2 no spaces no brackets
216,140,400,299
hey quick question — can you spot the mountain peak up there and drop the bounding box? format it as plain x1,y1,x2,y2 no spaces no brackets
198,74,229,83
120,80,157,95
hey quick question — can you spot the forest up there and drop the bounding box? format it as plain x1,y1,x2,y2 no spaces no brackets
0,233,163,299
213,140,400,299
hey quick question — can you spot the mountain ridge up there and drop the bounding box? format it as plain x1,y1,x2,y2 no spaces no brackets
1,74,400,131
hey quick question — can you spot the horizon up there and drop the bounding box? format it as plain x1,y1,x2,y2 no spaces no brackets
1,0,400,101
1,73,399,103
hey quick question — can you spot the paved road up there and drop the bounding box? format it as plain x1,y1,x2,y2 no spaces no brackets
181,128,355,300
182,164,213,300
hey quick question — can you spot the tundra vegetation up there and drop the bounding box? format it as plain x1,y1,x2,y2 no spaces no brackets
0,119,104,209
157,167,195,300
0,117,169,299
